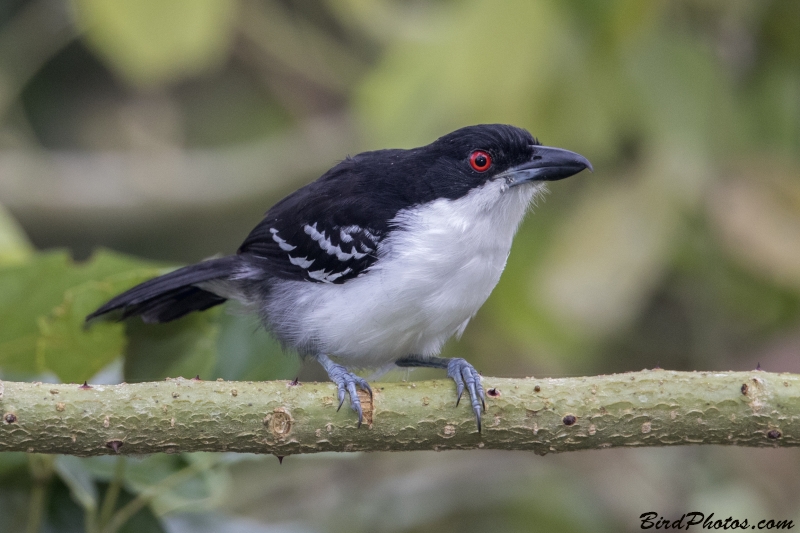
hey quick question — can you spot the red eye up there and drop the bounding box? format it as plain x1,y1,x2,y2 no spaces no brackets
469,150,492,172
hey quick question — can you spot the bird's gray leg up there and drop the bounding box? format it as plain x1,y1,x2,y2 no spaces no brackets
396,355,485,432
317,354,372,427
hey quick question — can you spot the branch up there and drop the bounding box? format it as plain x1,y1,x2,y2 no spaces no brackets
0,370,797,456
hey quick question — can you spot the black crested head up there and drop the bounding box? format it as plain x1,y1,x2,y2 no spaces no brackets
421,124,541,199
318,124,548,207
432,123,540,155
425,123,591,192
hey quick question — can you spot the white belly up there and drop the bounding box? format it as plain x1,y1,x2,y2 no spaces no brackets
265,180,542,367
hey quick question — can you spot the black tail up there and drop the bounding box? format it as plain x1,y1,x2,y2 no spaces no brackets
86,256,240,324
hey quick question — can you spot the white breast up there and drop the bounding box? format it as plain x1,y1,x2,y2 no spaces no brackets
265,180,544,367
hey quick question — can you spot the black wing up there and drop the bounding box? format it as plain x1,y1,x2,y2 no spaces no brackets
237,158,399,284
239,216,383,284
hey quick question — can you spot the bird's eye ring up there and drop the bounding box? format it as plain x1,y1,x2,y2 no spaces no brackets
469,150,492,172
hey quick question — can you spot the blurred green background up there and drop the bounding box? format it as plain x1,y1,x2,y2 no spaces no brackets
1,0,800,531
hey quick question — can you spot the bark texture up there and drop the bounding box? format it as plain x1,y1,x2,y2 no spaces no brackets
0,370,797,456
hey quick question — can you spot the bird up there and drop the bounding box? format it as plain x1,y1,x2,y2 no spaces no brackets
87,124,592,431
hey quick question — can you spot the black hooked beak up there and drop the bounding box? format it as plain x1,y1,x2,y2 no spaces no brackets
504,145,592,187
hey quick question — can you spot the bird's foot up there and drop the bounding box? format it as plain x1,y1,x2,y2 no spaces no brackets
318,355,372,427
446,358,486,432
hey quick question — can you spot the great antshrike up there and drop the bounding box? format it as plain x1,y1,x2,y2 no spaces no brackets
88,124,592,431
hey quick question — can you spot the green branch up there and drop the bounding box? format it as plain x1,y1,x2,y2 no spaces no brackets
0,370,797,456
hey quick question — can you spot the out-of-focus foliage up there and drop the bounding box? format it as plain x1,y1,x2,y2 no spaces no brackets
71,0,238,87
1,0,799,531
0,250,161,382
0,202,32,265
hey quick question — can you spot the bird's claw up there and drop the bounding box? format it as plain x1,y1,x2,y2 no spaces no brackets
326,362,372,427
447,358,485,432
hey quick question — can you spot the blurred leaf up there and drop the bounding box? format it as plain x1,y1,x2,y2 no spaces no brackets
214,311,300,381
81,454,225,517
238,0,365,93
356,0,576,148
0,487,29,533
0,203,33,266
81,455,180,486
51,472,168,533
149,453,229,515
71,0,237,87
533,177,679,337
0,252,88,375
114,486,167,533
45,464,167,533
124,310,220,382
628,31,739,153
0,249,163,381
44,479,87,533
708,167,800,292
38,283,128,384
326,0,428,43
54,456,98,513
0,252,69,368
0,452,27,477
